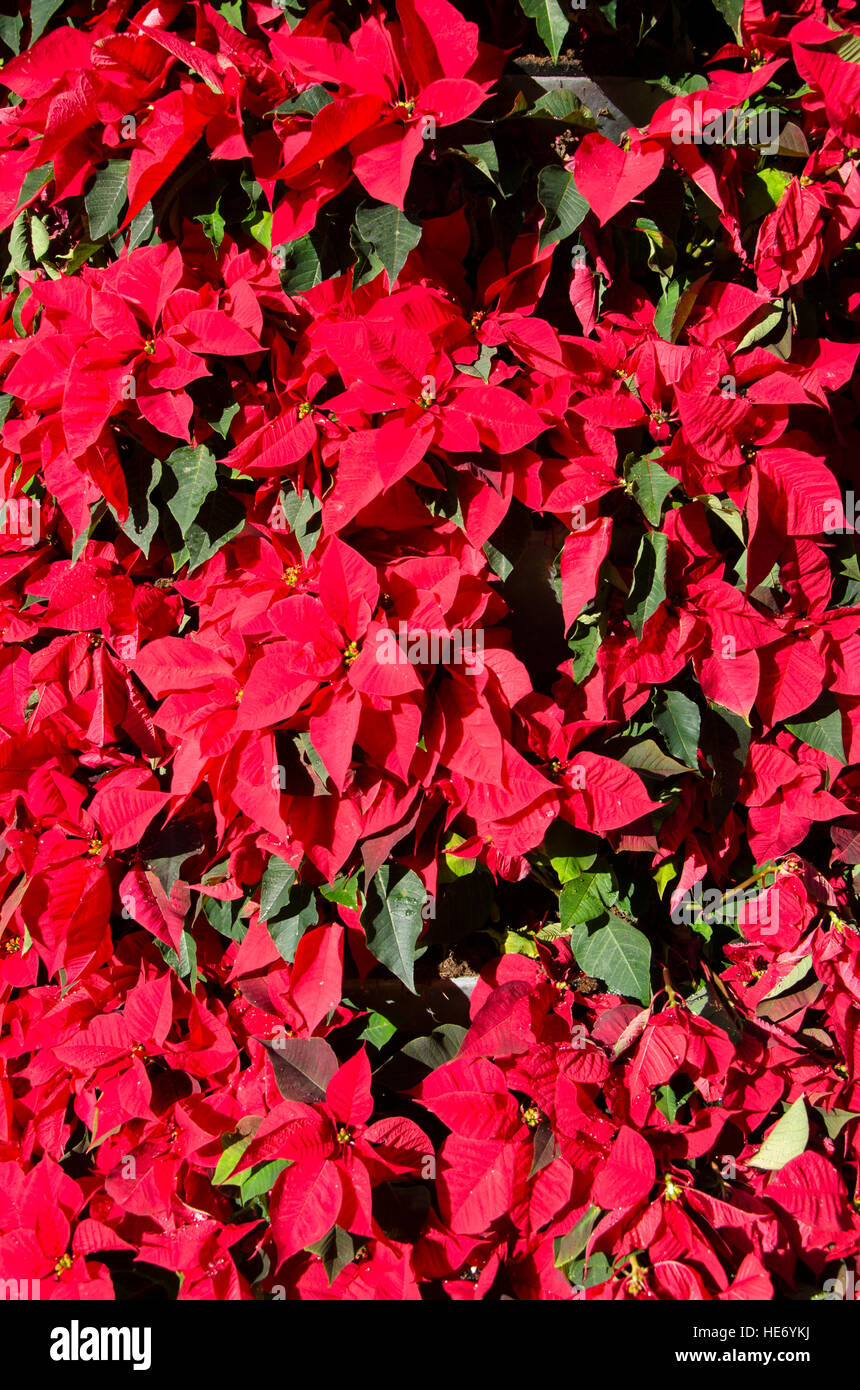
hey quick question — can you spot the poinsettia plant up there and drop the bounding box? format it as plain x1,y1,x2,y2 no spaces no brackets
0,0,858,1304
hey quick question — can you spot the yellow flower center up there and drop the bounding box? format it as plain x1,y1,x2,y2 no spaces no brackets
626,1254,648,1294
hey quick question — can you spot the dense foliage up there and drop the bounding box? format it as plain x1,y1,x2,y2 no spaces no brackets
0,0,859,1301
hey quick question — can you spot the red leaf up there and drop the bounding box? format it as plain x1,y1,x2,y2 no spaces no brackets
326,1047,374,1127
271,1160,343,1262
574,134,664,226
592,1126,655,1211
561,517,612,632
460,981,534,1060
290,925,344,1034
438,1135,520,1233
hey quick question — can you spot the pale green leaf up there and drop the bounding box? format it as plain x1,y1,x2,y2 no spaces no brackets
560,873,610,928
259,857,297,923
785,701,846,763
538,167,589,249
519,0,569,61
354,204,422,288
163,444,218,537
573,917,652,1004
625,451,677,526
29,0,66,42
654,689,701,769
758,956,812,1002
748,1097,808,1171
85,160,130,241
627,531,667,637
364,866,427,993
619,739,688,779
